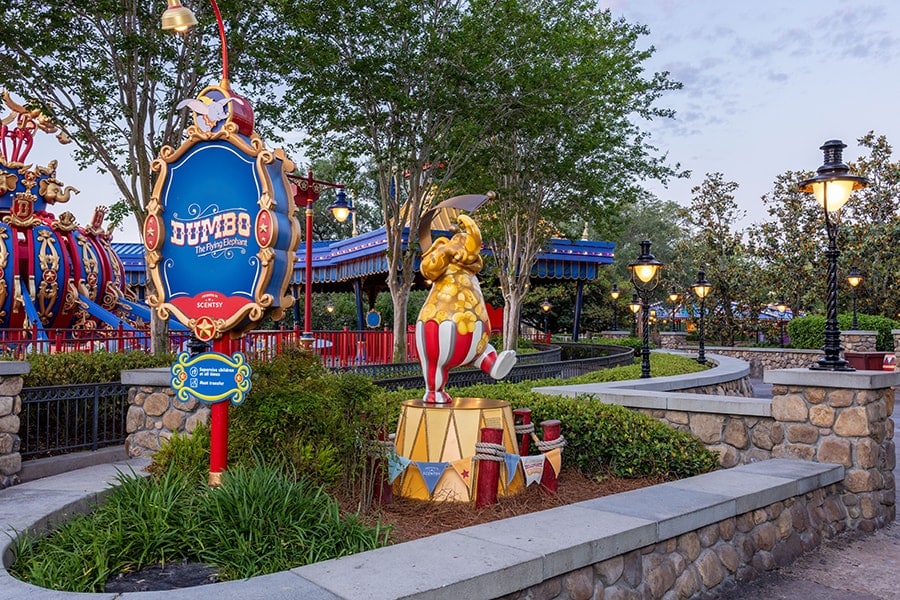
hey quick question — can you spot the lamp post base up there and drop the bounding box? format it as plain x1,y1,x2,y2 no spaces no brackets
810,357,855,372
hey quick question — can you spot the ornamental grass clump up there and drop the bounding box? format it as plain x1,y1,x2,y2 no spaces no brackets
10,461,389,593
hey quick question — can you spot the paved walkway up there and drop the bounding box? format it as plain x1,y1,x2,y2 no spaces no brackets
727,378,899,600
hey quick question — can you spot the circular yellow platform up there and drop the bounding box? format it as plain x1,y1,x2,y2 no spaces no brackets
393,397,525,502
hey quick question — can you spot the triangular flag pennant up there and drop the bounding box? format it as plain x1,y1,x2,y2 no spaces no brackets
545,448,562,476
504,452,521,485
387,453,411,484
449,457,474,490
520,454,546,486
416,461,449,496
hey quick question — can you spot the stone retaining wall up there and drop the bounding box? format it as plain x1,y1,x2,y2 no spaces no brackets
894,330,900,366
659,331,687,350
635,406,777,468
704,332,890,377
841,331,878,353
121,369,207,457
676,375,754,397
702,347,820,377
500,483,847,600
0,363,28,489
535,361,899,532
767,370,896,531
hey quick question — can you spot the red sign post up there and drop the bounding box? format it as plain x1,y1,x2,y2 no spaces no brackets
151,1,301,486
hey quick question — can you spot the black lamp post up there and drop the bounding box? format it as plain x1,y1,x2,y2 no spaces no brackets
668,286,680,332
628,293,641,336
691,270,712,365
610,284,621,331
628,240,663,378
847,266,862,329
798,140,870,371
540,298,552,341
775,298,788,348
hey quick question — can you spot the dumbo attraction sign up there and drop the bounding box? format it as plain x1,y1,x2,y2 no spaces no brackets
144,83,300,341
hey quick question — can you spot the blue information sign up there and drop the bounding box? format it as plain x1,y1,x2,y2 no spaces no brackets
171,351,252,406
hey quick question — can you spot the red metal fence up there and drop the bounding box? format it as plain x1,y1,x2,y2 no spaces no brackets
0,325,419,365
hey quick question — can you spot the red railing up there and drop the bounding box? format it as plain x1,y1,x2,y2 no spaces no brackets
0,325,153,357
0,325,419,366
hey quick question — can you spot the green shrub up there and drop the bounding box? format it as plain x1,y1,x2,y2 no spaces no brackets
230,347,392,492
534,395,718,479
788,313,899,351
24,351,174,386
448,354,717,480
147,423,210,483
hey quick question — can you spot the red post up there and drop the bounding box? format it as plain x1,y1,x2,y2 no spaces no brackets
513,408,532,456
208,337,233,486
474,427,503,508
303,180,315,339
540,419,561,494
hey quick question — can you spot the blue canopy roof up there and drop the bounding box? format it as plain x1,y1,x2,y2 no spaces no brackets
114,227,615,289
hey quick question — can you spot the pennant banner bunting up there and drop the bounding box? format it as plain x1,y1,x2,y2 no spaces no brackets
520,454,546,486
504,452,521,485
416,461,450,496
545,448,562,476
387,453,411,484
449,457,474,491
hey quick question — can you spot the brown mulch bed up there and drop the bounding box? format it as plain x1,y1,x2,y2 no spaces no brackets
368,470,664,544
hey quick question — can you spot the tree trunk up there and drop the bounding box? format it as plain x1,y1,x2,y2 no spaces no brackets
501,294,521,352
150,308,169,355
389,282,411,362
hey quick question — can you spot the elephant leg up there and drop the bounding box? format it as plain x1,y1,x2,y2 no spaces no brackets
416,320,475,404
474,344,517,380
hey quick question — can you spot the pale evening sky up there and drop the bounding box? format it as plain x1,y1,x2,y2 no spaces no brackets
26,0,900,241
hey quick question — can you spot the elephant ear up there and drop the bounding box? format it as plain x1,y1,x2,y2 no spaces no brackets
418,193,492,254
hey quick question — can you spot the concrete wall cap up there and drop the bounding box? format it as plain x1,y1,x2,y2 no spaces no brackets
0,362,29,376
764,368,900,389
533,351,749,397
121,367,171,387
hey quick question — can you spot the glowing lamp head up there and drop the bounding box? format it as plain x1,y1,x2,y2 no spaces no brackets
798,140,869,213
328,189,352,223
691,269,712,300
540,299,552,313
628,240,663,291
161,0,198,33
610,284,620,301
775,299,788,314
326,302,335,314
847,266,862,288
668,286,680,303
628,293,641,314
